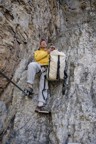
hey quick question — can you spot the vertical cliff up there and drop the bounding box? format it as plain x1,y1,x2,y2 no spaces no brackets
0,0,96,144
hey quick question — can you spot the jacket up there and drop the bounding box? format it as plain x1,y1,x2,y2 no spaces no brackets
34,48,49,65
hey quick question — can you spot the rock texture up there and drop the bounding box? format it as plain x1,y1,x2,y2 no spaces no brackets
0,0,96,144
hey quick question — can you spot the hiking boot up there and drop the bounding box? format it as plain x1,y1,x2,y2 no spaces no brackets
24,87,33,98
35,106,50,114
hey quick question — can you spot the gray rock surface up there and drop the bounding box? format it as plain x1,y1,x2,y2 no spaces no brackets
0,0,96,144
0,101,7,133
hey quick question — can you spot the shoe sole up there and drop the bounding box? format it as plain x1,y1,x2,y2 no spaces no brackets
35,109,51,114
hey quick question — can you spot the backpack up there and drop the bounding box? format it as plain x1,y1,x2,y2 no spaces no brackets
47,50,66,81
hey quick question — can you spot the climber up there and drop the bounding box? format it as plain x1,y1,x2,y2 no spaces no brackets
25,39,54,113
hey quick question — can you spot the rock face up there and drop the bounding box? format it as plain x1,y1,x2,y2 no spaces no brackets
0,0,96,144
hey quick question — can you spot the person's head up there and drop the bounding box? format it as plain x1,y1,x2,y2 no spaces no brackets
40,39,47,48
50,45,56,51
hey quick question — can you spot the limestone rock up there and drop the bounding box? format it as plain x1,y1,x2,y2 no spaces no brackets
0,0,96,144
0,101,7,134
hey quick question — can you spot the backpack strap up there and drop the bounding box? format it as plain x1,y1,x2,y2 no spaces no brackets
47,56,50,80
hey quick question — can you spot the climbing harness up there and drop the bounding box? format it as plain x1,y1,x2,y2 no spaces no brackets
0,70,27,95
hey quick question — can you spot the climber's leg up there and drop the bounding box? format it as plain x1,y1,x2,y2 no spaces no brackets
35,67,50,113
38,67,48,105
25,62,41,97
27,62,41,85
